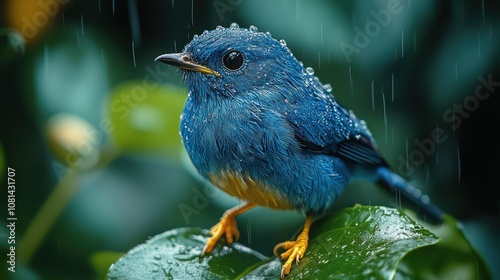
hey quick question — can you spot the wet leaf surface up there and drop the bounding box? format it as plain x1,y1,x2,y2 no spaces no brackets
108,205,444,279
106,227,267,280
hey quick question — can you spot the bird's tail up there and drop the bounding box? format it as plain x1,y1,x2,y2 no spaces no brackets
376,166,445,223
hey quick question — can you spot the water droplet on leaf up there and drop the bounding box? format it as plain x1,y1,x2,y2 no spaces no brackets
249,25,258,33
306,67,315,75
229,22,239,29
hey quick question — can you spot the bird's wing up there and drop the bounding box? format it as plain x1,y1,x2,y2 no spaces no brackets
285,97,388,167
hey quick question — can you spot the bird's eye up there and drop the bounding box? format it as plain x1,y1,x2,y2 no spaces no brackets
222,51,244,71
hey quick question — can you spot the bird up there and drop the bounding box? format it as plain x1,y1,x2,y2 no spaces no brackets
155,23,444,278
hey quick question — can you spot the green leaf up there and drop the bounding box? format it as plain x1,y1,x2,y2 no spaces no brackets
108,82,186,157
396,215,493,280
108,206,441,280
106,227,267,280
244,205,439,279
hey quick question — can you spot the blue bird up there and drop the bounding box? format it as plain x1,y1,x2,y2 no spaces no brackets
155,23,444,278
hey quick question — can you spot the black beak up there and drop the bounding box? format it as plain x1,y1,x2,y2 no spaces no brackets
155,53,220,77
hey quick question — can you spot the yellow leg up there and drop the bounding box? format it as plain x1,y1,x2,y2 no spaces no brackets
201,202,256,256
273,215,313,279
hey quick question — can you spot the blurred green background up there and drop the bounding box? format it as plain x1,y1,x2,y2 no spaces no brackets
0,0,499,279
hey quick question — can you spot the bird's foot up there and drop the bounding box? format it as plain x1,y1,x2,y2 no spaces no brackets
273,216,312,279
201,203,255,256
202,213,240,256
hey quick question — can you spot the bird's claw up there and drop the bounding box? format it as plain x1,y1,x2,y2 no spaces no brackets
273,232,309,279
201,213,240,256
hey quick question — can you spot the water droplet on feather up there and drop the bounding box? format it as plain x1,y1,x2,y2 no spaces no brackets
323,83,332,92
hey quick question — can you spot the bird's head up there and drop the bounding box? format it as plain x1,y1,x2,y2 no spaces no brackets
156,24,322,100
